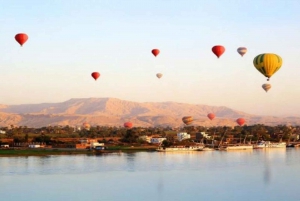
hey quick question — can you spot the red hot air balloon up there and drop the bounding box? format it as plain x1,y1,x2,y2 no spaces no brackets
91,72,100,80
212,45,225,58
124,122,133,129
15,33,28,46
152,49,160,57
236,118,245,126
207,113,215,120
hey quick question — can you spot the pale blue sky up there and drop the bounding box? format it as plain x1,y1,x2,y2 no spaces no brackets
0,0,300,116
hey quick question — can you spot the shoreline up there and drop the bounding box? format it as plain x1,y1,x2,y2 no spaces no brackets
0,147,157,157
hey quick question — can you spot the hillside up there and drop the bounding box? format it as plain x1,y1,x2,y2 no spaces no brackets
0,98,299,127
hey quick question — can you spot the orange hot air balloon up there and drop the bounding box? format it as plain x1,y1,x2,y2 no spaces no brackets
124,122,133,129
182,116,193,125
152,49,160,57
236,118,245,126
15,33,28,46
212,45,225,58
91,72,100,80
82,122,91,130
207,113,215,120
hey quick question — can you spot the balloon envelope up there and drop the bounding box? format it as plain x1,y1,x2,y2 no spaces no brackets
15,33,28,46
253,53,282,80
82,122,91,130
91,72,100,80
237,47,247,57
124,122,133,129
212,45,225,58
152,49,160,57
156,73,163,79
207,113,215,120
262,83,271,92
236,118,245,126
182,116,193,125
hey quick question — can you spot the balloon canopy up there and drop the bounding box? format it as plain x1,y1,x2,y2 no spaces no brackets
212,45,225,58
182,116,193,125
262,83,271,92
156,73,163,79
236,118,245,126
124,122,133,129
91,72,100,80
253,53,282,81
237,47,247,57
15,33,28,46
207,113,215,120
152,49,160,57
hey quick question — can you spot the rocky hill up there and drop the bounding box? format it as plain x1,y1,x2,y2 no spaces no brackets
0,98,299,127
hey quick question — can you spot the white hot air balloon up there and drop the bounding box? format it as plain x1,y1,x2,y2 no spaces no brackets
262,83,271,92
237,47,247,57
156,73,163,79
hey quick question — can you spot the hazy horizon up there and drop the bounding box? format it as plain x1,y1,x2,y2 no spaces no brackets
1,0,300,116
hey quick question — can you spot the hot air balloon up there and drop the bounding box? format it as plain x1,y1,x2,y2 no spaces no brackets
15,33,28,46
124,122,133,129
91,72,100,80
237,47,247,57
236,118,245,126
82,122,91,130
212,45,225,58
156,73,163,79
207,113,215,120
262,83,271,92
152,49,160,57
253,53,282,81
182,116,193,125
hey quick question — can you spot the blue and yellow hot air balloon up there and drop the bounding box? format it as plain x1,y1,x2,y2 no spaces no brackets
253,53,282,81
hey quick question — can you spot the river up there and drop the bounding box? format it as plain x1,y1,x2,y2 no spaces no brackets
1,148,300,201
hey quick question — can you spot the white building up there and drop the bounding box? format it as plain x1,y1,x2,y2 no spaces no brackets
151,137,166,144
1,145,9,148
200,132,211,139
0,130,6,134
177,132,191,141
139,135,151,143
29,144,41,148
90,142,105,149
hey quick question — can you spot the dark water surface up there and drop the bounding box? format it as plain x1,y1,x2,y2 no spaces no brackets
1,149,300,201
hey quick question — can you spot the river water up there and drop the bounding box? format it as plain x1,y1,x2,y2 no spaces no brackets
1,149,300,201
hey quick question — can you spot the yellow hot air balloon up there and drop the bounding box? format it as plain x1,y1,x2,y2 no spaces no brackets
262,83,271,92
182,116,193,125
253,53,282,81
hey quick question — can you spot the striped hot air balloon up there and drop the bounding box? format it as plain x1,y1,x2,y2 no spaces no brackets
262,83,271,92
237,47,247,57
182,116,193,125
253,53,282,81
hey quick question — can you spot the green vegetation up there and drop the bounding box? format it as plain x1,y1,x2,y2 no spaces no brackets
0,124,299,157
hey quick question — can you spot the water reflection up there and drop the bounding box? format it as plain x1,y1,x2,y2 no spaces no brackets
1,149,300,201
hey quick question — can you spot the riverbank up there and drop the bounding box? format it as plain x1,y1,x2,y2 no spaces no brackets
0,146,157,157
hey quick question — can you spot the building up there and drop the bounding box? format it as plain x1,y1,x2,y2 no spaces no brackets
1,145,9,148
139,135,151,143
151,137,166,144
196,132,211,140
177,132,191,141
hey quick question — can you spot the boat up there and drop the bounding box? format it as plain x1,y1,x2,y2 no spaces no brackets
254,141,286,149
91,145,119,154
156,145,204,152
219,144,253,151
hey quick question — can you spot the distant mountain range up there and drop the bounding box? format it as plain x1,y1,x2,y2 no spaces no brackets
0,98,299,128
